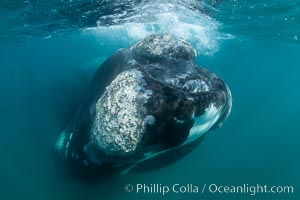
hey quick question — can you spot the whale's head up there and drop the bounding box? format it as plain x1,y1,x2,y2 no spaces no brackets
131,35,232,140
55,34,232,178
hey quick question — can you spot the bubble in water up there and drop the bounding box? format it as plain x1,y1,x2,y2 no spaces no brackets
83,0,232,55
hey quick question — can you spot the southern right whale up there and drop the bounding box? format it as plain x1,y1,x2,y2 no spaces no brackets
55,34,232,180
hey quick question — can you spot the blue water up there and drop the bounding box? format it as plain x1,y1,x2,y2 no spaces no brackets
0,0,299,200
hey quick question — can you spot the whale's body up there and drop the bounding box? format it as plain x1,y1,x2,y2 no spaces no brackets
55,34,232,179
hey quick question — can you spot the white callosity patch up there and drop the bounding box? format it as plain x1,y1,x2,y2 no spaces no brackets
182,79,209,93
91,69,152,156
131,34,196,59
145,115,156,125
165,72,209,93
186,104,221,143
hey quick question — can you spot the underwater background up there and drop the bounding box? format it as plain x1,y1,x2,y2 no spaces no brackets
0,0,299,199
